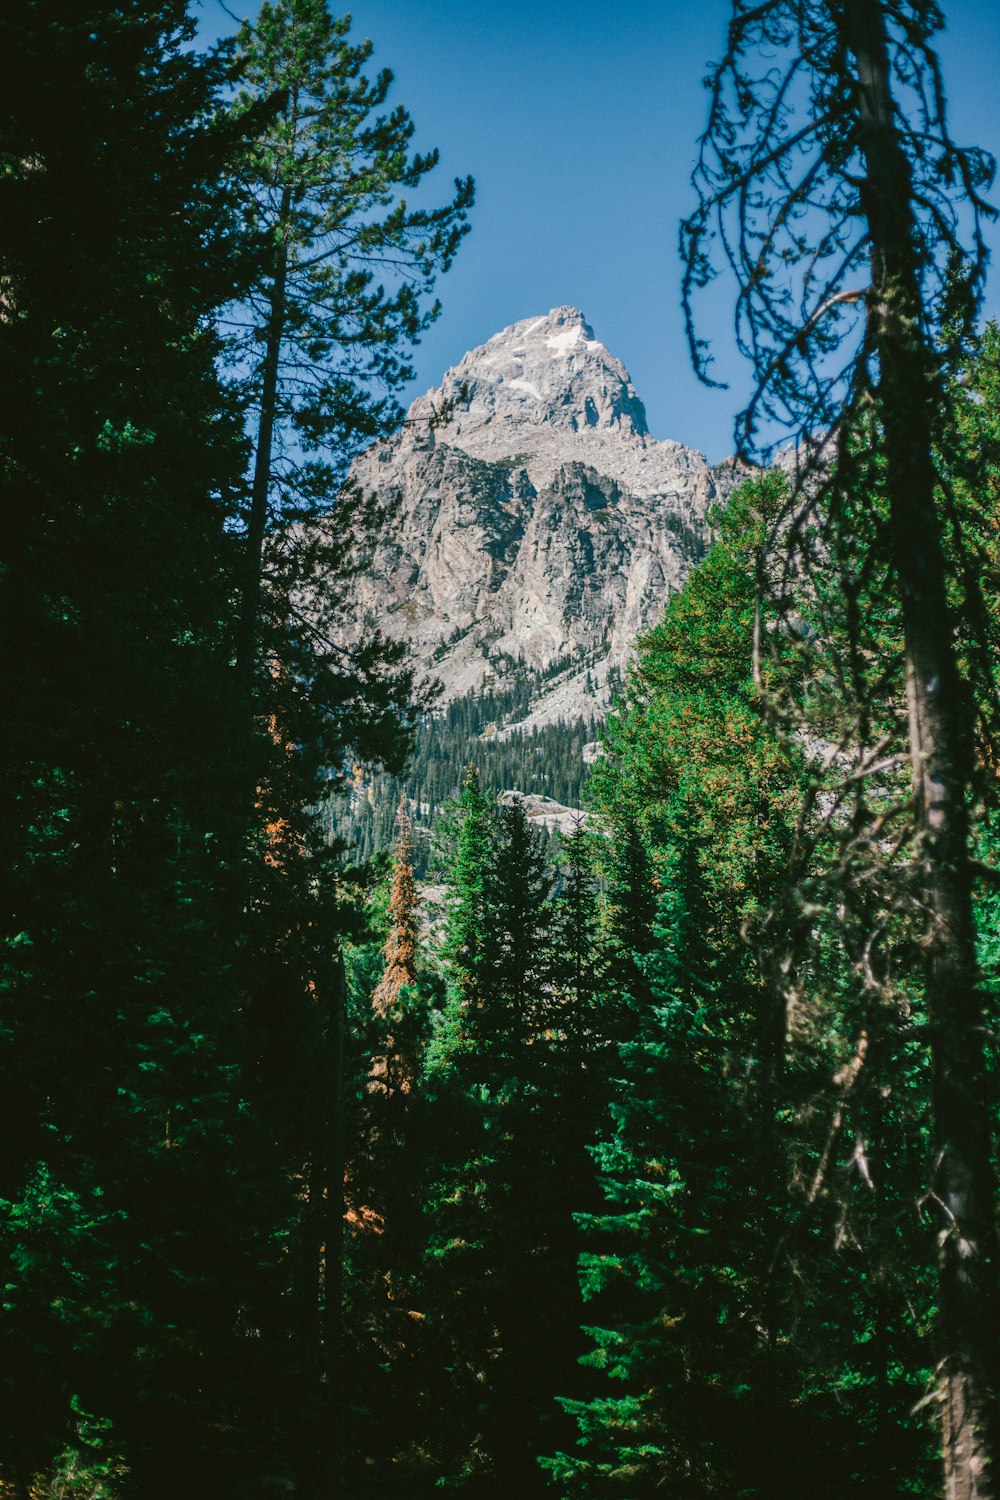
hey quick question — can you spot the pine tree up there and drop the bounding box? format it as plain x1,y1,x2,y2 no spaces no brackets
547,819,604,1063
213,13,475,1489
419,787,603,1496
478,797,555,1058
339,806,435,1492
683,7,1000,1486
431,765,494,1067
372,796,420,1045
0,3,291,1493
547,828,787,1497
553,474,941,1496
227,0,473,694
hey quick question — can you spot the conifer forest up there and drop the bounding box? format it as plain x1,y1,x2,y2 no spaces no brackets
5,2,1000,1497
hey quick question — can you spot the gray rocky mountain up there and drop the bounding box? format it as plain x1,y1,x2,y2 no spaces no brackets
341,306,742,729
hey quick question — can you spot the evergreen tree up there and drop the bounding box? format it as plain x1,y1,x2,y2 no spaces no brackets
683,6,1000,1485
553,474,939,1495
339,810,436,1492
431,765,494,1065
547,829,791,1497
421,786,598,1496
477,798,555,1058
227,0,473,693
548,819,605,1063
0,3,292,1493
371,794,422,1090
214,13,475,1489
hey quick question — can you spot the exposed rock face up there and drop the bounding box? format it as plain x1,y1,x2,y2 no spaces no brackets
498,790,588,836
342,307,741,725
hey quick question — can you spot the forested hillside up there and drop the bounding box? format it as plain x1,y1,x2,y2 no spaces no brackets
3,3,1000,1500
328,669,604,872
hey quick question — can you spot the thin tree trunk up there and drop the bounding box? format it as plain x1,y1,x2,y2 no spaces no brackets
295,946,347,1500
235,183,292,693
839,3,1000,1494
321,948,348,1496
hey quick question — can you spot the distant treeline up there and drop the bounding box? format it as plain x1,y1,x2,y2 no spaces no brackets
328,675,602,873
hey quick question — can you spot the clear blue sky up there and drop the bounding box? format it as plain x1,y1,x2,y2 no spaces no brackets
199,0,1000,463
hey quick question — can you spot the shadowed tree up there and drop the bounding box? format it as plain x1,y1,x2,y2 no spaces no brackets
682,3,999,1493
0,2,298,1493
218,16,472,1491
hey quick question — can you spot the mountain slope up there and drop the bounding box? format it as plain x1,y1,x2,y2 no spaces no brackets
341,306,742,728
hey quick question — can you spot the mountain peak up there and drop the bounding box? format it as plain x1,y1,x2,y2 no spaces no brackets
342,308,737,725
407,307,650,453
492,304,597,352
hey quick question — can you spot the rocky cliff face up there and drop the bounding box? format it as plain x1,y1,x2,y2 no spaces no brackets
340,307,740,727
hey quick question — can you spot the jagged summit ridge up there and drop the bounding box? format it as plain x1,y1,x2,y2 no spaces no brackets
359,307,717,510
338,310,741,727
408,306,650,447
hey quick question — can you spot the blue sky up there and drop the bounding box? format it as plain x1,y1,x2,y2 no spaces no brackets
199,0,1000,462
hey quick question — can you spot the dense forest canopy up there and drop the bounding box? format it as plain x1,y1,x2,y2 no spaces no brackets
1,2,999,1499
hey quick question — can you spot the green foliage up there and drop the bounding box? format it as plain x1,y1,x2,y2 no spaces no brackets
0,2,468,1494
328,677,598,875
391,779,600,1497
549,820,602,1039
4,2,999,1492
225,0,473,783
0,3,287,1492
550,475,939,1498
229,0,473,480
30,1398,128,1499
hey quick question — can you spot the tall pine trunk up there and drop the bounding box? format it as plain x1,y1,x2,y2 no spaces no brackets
236,183,292,692
839,3,999,1493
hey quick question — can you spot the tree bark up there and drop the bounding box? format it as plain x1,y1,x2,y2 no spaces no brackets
294,945,347,1500
235,183,292,693
838,3,1000,1494
321,948,348,1496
